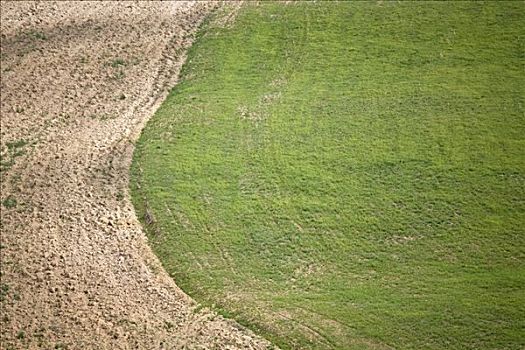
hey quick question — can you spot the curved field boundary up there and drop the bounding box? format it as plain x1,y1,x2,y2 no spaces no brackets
131,2,525,349
0,2,271,349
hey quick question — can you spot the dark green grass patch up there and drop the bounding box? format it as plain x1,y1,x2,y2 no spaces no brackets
131,2,525,349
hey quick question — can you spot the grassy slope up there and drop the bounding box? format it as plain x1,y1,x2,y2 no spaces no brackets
131,2,525,349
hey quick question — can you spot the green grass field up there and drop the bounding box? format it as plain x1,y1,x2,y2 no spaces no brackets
131,2,525,349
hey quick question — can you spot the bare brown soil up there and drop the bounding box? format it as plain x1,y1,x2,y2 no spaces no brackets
0,2,272,349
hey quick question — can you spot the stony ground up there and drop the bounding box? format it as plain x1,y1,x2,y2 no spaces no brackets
0,2,272,349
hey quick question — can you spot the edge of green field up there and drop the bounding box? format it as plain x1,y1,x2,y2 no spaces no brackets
131,2,525,349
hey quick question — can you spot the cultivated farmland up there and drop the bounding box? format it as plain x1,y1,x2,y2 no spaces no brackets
0,2,270,349
132,2,525,350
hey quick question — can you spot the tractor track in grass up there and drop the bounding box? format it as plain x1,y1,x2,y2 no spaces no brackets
0,1,271,349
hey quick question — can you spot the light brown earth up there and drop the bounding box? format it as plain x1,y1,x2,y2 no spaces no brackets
0,1,272,349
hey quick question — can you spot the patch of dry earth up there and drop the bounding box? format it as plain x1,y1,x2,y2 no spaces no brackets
0,1,272,349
